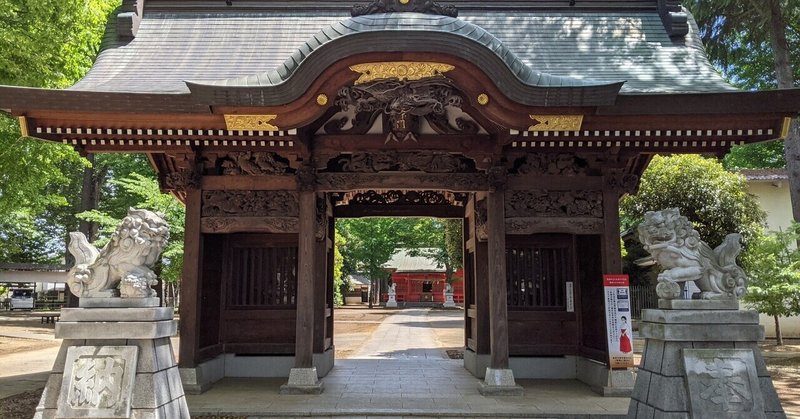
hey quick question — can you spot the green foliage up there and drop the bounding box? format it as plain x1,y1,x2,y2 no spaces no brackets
0,0,121,263
332,228,345,306
685,0,799,171
742,224,800,320
0,0,121,88
684,0,800,90
621,155,765,248
78,173,185,284
336,217,463,285
723,141,786,170
405,218,463,283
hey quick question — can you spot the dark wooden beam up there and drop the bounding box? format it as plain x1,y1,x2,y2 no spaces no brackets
487,190,510,369
294,190,316,368
333,204,465,218
178,188,203,368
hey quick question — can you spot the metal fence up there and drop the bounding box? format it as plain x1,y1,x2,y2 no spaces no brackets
630,285,658,319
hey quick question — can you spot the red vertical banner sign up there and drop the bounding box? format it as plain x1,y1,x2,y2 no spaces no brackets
603,274,635,368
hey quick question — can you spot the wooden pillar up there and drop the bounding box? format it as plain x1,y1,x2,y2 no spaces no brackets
313,202,328,353
486,189,509,369
179,187,202,368
601,171,627,274
294,190,316,369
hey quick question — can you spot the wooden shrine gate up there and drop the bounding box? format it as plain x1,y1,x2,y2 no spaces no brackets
1,0,798,396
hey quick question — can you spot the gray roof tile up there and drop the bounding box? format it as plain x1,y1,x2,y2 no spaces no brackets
68,7,734,95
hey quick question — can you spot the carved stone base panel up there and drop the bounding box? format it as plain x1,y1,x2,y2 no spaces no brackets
35,308,189,419
628,309,784,419
506,217,603,235
201,217,299,234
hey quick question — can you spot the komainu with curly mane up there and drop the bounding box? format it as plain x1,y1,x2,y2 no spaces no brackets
67,208,170,299
638,208,747,301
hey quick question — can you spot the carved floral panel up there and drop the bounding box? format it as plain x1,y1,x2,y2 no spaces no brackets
202,191,299,217
505,190,603,218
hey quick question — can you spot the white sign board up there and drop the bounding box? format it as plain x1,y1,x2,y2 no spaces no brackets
603,274,634,369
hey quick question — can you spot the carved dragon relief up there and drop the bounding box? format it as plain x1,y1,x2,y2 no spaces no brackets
331,152,476,173
505,190,603,218
213,151,291,176
201,191,299,217
333,76,479,142
351,0,457,17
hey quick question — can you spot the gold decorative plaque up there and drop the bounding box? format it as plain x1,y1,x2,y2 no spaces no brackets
17,116,28,137
780,117,792,139
224,115,279,131
316,94,329,106
350,62,455,85
528,115,584,132
477,93,489,106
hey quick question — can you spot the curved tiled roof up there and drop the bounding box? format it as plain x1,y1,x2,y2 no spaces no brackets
68,6,736,101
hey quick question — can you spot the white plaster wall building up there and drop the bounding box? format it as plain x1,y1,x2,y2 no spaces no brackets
741,169,800,337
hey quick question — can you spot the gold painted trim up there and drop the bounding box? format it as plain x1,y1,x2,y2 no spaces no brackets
350,62,455,85
224,115,279,131
316,94,329,106
477,93,489,106
18,116,28,137
780,117,793,139
528,115,584,132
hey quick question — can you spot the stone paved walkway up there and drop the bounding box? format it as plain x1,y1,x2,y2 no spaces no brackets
188,308,630,418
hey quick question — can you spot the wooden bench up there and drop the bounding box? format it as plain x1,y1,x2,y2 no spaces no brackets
41,314,60,324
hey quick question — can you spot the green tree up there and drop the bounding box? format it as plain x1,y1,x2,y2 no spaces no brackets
332,228,345,306
742,224,800,345
0,0,122,263
621,155,765,248
405,218,463,284
685,0,799,210
337,218,418,307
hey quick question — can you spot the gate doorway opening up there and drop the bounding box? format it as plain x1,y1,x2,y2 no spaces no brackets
333,215,466,362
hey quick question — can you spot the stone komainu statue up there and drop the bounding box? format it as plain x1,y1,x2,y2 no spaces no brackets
637,208,747,300
67,208,170,299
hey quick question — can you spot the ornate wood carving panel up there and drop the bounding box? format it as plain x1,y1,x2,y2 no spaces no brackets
201,191,299,217
201,217,299,234
505,190,603,218
508,153,591,176
329,151,476,173
204,151,292,176
505,217,604,235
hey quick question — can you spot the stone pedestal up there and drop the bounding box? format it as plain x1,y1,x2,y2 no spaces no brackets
386,294,398,308
478,368,523,396
628,308,785,419
443,292,456,308
280,367,324,394
35,307,189,419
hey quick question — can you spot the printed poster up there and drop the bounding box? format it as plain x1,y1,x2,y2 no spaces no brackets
603,274,635,368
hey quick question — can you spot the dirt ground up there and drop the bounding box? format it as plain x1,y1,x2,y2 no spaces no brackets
1,309,799,418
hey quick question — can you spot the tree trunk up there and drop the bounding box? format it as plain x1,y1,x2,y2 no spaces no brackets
65,153,101,308
774,314,783,346
368,278,374,308
766,0,800,223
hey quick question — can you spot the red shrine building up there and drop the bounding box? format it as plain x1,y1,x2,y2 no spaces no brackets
1,0,798,396
384,249,465,304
